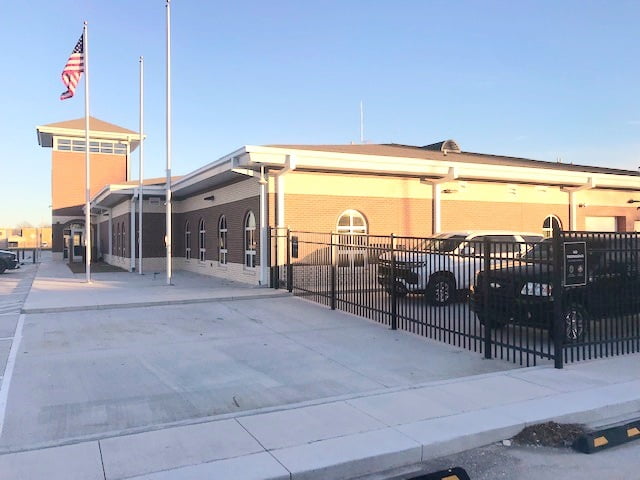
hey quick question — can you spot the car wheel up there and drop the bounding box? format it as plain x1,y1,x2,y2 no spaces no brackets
0,262,6,274
562,302,588,343
427,274,455,306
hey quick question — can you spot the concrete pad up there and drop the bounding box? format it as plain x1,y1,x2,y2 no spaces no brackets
0,314,18,338
506,366,610,392
271,427,421,480
500,380,640,426
346,389,457,426
127,452,290,480
100,419,263,480
237,401,385,450
0,441,103,480
22,260,286,313
0,338,10,374
396,409,525,461
410,373,557,413
563,355,640,384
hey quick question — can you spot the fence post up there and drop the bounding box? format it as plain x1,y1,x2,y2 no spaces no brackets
483,236,492,359
286,229,293,293
330,233,336,310
390,233,397,330
552,227,564,369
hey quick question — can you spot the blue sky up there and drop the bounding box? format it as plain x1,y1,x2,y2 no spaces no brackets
1,0,639,226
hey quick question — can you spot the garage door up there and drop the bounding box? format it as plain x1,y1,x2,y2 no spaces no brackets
585,216,617,232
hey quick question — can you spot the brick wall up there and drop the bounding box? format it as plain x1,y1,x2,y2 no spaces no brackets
52,150,127,210
174,196,260,265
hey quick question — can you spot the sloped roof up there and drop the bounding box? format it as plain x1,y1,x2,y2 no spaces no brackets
36,116,140,150
40,116,138,135
266,143,640,177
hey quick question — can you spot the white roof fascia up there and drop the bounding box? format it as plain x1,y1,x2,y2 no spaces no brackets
36,125,141,142
171,147,250,194
242,146,640,190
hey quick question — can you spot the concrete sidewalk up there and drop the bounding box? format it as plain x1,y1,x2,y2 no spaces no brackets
1,354,639,480
22,258,287,313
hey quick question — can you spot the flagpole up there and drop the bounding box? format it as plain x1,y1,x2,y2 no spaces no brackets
138,56,144,275
84,21,91,283
165,0,173,285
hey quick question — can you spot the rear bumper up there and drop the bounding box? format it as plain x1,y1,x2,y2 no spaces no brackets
470,288,554,327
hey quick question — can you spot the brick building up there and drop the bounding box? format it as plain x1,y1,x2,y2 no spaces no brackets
38,118,640,285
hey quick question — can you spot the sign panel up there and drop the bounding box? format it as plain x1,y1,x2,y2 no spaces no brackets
564,241,587,286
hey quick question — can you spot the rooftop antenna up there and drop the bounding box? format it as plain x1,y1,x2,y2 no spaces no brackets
360,100,364,143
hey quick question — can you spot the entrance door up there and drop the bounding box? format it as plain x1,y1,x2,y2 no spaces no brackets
71,230,83,262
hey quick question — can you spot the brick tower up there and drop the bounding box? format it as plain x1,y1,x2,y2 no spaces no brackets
36,117,140,261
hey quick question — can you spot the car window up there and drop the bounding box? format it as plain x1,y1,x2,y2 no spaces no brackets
422,235,467,253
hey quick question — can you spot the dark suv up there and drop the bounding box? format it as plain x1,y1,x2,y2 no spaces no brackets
0,250,20,273
471,235,640,342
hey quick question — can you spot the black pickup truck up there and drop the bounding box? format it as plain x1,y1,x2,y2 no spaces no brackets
0,250,20,273
471,236,640,343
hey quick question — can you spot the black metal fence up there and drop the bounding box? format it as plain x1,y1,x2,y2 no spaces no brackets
270,229,640,368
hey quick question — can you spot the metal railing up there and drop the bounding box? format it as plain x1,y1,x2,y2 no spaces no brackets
270,229,640,368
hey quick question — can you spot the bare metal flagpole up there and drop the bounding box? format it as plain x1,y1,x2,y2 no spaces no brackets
84,21,91,283
165,0,173,285
138,56,144,275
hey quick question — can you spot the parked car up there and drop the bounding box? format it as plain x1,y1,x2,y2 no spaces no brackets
470,236,640,342
377,231,544,305
0,250,20,273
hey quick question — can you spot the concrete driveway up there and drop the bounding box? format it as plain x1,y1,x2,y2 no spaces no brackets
0,295,518,453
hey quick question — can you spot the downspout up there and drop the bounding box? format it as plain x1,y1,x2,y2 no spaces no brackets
420,167,458,234
108,209,113,260
273,155,297,268
130,192,137,272
562,177,596,230
258,166,268,286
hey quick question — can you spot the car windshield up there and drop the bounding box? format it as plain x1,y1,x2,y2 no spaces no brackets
421,234,467,253
521,239,552,262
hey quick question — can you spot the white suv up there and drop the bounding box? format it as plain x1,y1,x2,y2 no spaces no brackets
377,231,544,305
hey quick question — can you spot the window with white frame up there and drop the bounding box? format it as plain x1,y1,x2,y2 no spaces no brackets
184,221,191,260
336,209,368,267
54,137,127,154
218,215,228,265
336,209,368,237
198,218,206,262
244,211,256,268
542,215,562,238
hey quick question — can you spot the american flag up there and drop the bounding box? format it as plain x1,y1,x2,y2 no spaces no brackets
60,34,84,100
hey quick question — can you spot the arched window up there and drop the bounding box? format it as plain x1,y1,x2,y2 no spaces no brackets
336,209,368,267
218,215,228,265
244,211,256,268
198,218,206,262
184,221,191,260
543,215,562,238
116,223,121,256
336,209,368,235
121,222,126,256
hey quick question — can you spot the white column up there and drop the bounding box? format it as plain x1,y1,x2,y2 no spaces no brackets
569,190,577,231
433,183,441,234
130,197,136,271
259,170,268,285
108,210,113,260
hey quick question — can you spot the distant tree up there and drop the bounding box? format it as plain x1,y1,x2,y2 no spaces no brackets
16,221,33,228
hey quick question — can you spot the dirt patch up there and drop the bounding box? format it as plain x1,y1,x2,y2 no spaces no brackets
512,421,587,448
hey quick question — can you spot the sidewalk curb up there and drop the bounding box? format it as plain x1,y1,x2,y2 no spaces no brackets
21,291,292,314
